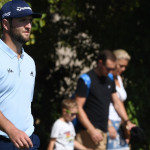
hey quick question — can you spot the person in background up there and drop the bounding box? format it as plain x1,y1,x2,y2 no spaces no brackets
75,50,135,150
47,99,92,150
0,0,41,149
107,49,131,150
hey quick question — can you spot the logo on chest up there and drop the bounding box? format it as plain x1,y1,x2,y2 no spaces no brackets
30,71,34,77
7,68,13,73
108,85,111,89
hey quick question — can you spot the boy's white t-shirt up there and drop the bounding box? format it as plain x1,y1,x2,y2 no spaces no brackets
50,119,76,150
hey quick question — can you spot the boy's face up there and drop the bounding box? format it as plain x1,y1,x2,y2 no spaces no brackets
63,107,78,122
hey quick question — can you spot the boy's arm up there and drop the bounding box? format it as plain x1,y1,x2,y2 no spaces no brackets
47,138,56,150
74,140,92,150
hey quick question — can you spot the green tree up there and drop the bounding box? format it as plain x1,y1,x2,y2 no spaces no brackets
30,0,149,149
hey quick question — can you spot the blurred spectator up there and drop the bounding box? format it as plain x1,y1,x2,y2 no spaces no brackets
47,99,92,150
75,50,135,150
107,49,131,150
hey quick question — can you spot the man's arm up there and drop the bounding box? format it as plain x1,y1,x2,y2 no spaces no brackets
76,96,103,143
111,93,136,130
0,111,33,149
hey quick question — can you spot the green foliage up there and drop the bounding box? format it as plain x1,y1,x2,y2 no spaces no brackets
0,0,9,8
28,0,150,149
48,0,60,13
33,0,150,149
26,14,46,45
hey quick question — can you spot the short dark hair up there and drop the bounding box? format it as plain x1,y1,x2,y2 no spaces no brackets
97,49,116,65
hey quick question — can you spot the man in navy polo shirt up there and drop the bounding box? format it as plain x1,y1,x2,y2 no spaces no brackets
0,0,41,149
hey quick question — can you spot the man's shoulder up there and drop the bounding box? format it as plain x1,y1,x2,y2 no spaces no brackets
79,69,96,81
23,51,35,64
81,69,94,78
86,69,93,74
84,69,96,82
79,73,91,87
52,119,62,128
107,75,114,84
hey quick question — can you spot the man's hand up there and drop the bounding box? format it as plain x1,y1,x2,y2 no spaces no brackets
8,128,33,150
121,120,136,144
0,111,33,149
88,128,103,144
108,126,117,139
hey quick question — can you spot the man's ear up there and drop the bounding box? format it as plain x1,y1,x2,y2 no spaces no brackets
98,60,103,64
98,60,103,66
2,19,10,31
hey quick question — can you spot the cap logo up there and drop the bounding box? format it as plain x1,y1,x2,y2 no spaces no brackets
0,0,41,19
16,7,32,11
2,12,11,18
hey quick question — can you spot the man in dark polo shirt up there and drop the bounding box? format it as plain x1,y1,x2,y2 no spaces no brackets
75,50,135,150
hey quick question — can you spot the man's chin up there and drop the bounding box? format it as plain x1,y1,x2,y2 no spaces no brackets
19,38,30,44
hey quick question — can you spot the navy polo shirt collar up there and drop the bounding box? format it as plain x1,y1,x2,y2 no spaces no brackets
0,39,24,59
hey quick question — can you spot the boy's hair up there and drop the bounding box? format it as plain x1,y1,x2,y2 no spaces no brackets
113,49,131,61
61,99,78,110
97,49,116,65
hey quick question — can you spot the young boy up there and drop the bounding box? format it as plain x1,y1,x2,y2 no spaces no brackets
47,99,91,150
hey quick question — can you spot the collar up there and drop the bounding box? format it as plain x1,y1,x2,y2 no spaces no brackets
0,39,24,59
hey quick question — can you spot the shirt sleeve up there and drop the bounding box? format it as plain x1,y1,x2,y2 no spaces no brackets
50,120,60,138
75,78,88,97
70,122,76,136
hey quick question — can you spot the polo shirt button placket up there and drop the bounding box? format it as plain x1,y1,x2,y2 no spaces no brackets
18,59,21,76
